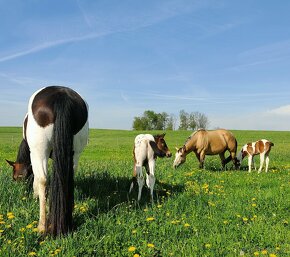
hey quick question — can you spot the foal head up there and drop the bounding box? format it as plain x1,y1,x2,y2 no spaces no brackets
152,133,172,158
6,160,33,181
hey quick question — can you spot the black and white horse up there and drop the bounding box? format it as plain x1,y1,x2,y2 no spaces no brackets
7,86,89,236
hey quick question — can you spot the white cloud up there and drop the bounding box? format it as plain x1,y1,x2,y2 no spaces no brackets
267,104,290,116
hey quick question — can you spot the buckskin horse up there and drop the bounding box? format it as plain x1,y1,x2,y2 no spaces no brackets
129,133,172,201
173,129,239,170
6,86,89,237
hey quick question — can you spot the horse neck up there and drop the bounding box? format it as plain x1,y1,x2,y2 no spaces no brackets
16,139,31,164
184,134,198,153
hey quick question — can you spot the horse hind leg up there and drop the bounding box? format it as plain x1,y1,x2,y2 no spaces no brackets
30,151,49,233
135,165,144,201
146,160,156,202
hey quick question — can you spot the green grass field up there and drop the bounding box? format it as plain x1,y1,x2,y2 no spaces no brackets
0,128,289,257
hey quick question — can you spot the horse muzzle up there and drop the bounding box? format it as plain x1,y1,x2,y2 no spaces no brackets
166,152,172,158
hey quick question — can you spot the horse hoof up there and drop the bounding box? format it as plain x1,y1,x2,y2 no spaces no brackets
37,224,46,233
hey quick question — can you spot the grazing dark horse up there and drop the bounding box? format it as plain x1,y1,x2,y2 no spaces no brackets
129,133,172,201
173,129,238,170
6,86,89,237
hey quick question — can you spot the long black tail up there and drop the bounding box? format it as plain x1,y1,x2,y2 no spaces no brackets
48,96,74,237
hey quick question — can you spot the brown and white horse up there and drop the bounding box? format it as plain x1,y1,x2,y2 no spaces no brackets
173,129,239,170
6,86,89,237
129,133,172,201
236,139,274,173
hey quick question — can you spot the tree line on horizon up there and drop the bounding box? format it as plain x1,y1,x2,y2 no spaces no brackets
132,110,209,131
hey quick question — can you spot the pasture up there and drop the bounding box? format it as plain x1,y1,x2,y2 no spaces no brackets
0,127,289,256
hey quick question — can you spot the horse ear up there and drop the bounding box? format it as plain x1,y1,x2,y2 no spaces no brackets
6,160,15,167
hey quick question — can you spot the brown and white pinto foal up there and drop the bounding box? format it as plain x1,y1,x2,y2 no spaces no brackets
129,133,172,201
236,139,274,173
6,86,89,237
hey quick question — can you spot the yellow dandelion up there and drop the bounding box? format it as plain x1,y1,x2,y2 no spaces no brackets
242,217,248,222
223,220,229,225
0,229,4,233
184,223,190,227
269,254,277,257
26,224,33,229
28,252,37,256
7,212,13,216
7,215,15,219
261,250,268,255
133,254,140,257
252,203,257,207
0,221,5,224
132,229,137,234
147,243,155,248
32,228,39,233
39,241,45,246
157,204,162,208
253,252,259,256
204,243,211,249
252,197,256,201
19,228,26,232
54,249,61,254
143,208,148,212
128,246,136,252
146,217,155,221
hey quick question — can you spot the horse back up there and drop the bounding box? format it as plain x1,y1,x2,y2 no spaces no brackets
205,129,237,154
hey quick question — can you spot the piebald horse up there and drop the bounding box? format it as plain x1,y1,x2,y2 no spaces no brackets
173,129,239,170
129,133,172,201
6,86,89,236
236,139,274,173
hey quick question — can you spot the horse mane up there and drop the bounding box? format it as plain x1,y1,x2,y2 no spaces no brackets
16,139,31,164
184,129,206,145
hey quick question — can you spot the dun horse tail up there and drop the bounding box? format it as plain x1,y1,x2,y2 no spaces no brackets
48,96,74,237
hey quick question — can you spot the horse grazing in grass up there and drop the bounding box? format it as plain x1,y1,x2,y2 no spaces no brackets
129,133,172,201
6,86,89,237
173,129,239,170
236,139,274,173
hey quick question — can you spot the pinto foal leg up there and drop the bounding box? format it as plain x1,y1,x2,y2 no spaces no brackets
146,160,156,201
258,153,265,173
135,165,144,201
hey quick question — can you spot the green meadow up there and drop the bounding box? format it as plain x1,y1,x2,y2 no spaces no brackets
0,127,289,257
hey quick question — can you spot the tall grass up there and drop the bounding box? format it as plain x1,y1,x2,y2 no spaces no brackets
0,128,289,256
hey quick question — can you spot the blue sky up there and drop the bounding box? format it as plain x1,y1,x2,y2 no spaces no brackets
1,0,290,130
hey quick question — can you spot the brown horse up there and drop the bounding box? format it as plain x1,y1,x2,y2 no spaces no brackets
173,129,239,169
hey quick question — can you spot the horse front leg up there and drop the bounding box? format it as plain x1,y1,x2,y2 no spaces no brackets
199,151,205,169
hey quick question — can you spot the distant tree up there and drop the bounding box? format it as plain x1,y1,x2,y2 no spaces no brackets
166,114,175,130
188,112,197,130
178,110,189,130
195,111,209,129
132,110,170,130
132,110,209,131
